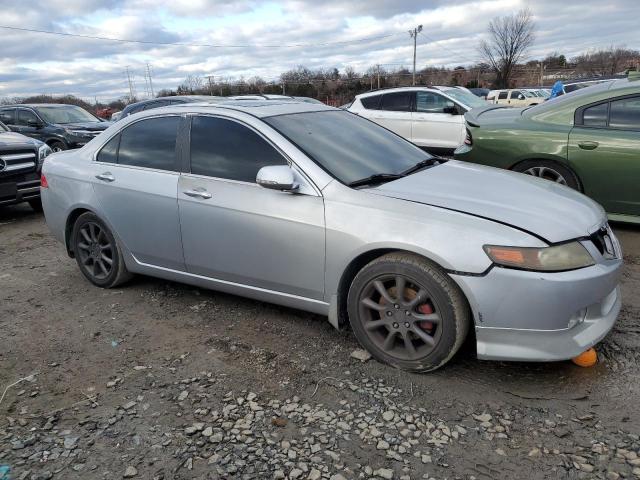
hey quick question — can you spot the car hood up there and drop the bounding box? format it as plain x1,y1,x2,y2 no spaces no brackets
0,131,42,148
54,121,111,131
368,160,605,243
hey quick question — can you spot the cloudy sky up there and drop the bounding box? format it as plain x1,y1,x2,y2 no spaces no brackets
0,0,637,101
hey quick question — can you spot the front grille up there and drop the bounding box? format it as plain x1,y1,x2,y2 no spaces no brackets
0,148,37,176
589,224,618,259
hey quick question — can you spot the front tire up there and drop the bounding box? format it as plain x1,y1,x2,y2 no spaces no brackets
347,252,470,372
513,160,580,190
49,141,67,153
72,212,131,288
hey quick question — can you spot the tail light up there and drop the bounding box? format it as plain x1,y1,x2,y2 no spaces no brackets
41,174,49,188
464,128,473,146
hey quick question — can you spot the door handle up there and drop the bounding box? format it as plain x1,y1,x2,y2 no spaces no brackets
578,141,599,150
95,172,115,182
183,189,212,199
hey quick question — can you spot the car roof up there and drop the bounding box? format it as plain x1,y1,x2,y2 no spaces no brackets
141,99,334,119
5,103,82,108
356,86,452,98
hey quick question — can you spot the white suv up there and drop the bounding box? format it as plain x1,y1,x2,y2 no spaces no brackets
348,86,488,155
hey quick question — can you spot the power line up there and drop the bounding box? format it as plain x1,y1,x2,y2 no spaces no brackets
0,24,403,49
417,31,480,65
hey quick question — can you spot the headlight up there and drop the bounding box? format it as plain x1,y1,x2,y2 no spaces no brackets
484,241,595,272
38,144,52,164
65,129,93,137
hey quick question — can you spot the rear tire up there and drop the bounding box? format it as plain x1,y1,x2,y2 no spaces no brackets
28,198,43,212
512,159,580,190
72,212,132,288
347,252,470,372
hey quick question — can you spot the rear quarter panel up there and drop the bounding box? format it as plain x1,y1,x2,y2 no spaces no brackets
459,119,571,170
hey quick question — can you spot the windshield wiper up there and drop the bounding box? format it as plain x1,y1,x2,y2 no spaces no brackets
401,157,442,176
348,173,404,188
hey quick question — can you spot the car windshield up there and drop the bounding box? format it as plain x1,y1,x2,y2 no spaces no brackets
442,89,487,109
35,105,100,124
265,110,433,185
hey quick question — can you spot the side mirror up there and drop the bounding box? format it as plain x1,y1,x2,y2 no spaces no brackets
27,119,43,128
518,95,525,100
443,102,461,115
256,165,299,192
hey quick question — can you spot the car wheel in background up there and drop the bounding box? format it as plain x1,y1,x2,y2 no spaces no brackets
28,198,43,212
72,212,132,288
513,160,580,190
347,252,470,372
49,141,67,152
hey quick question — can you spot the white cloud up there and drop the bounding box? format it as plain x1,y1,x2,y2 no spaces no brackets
0,0,637,100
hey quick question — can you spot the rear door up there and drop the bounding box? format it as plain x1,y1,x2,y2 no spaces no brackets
568,95,640,216
366,92,413,140
89,115,185,270
178,114,326,300
496,91,508,105
411,91,465,150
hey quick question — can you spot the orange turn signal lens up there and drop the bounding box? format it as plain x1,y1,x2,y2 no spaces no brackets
485,247,525,265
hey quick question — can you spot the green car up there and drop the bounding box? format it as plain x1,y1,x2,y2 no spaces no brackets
454,74,640,223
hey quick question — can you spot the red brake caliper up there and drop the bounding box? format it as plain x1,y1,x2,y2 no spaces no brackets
418,303,434,332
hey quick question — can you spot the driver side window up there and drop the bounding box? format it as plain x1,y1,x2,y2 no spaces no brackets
190,116,288,183
416,92,450,113
16,110,39,127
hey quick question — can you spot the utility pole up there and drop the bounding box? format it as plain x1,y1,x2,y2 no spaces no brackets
539,62,545,87
282,82,285,95
377,64,381,89
125,66,135,102
409,25,423,86
206,76,214,96
146,63,154,97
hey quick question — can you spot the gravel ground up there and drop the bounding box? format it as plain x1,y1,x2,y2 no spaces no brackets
1,204,640,480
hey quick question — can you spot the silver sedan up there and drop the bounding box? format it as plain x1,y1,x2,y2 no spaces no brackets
40,101,623,372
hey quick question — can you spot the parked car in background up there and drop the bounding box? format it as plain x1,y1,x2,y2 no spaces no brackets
0,104,110,152
469,87,490,99
110,111,122,122
524,88,550,99
455,74,640,223
0,120,52,210
42,100,622,372
348,86,489,155
487,89,541,107
117,95,225,120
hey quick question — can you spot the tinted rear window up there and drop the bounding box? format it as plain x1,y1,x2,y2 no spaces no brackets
582,103,609,127
118,117,179,171
361,95,381,110
380,92,412,111
609,97,640,129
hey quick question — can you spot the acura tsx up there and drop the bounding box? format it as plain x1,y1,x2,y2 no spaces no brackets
41,101,623,372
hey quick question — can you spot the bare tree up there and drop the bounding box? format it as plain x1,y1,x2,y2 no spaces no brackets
479,8,535,88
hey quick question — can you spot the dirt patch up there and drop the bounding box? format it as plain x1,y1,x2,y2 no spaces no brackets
1,204,640,479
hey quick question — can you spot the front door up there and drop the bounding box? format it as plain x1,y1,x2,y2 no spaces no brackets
90,115,185,270
568,95,640,217
13,109,45,142
178,115,326,300
412,91,465,150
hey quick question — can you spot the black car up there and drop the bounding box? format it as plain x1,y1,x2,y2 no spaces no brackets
0,121,52,210
115,95,224,121
0,104,111,152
